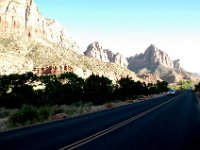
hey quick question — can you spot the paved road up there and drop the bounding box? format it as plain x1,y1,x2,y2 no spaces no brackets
0,91,199,150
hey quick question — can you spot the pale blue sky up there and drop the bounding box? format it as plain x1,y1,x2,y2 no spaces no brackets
34,0,200,73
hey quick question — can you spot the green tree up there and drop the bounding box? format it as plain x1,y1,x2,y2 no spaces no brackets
177,80,194,90
59,73,85,104
84,74,113,104
156,80,169,93
115,77,136,99
0,75,12,96
41,75,63,105
147,83,159,94
0,73,35,108
195,82,200,91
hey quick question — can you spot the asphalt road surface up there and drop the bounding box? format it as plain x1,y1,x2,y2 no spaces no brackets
0,91,199,150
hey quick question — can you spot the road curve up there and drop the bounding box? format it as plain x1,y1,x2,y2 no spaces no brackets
0,91,199,150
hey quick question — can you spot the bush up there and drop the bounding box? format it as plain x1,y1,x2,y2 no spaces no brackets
52,106,64,115
38,107,51,121
8,105,39,127
0,107,11,118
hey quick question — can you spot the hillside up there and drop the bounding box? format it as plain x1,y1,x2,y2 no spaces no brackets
0,0,141,82
0,0,199,84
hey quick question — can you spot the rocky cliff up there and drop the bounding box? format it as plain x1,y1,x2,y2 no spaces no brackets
84,42,128,68
128,44,181,73
0,0,79,51
0,0,78,75
127,44,199,83
0,0,198,83
0,0,141,82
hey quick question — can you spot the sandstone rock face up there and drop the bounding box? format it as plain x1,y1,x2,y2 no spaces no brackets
0,0,79,51
0,0,141,82
128,44,181,73
127,44,185,83
0,0,81,75
84,42,128,68
173,59,181,69
33,65,73,75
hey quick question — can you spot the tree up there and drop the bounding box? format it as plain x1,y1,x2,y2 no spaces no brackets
0,75,12,96
84,74,113,105
147,83,158,94
177,80,194,90
134,81,148,95
115,77,136,99
195,82,200,92
59,73,85,104
40,75,63,105
156,80,169,93
0,73,35,108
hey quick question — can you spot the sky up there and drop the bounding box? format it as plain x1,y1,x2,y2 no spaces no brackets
34,0,200,73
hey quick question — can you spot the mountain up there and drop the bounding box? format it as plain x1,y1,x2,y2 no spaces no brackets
84,42,128,68
0,0,79,51
128,44,199,83
0,0,199,83
0,0,140,82
128,44,180,72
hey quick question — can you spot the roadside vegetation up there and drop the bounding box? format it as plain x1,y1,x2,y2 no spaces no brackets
195,82,200,103
0,72,170,130
168,80,195,91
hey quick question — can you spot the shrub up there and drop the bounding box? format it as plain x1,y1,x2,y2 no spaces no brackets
52,106,64,115
8,105,39,127
0,108,10,118
38,107,51,121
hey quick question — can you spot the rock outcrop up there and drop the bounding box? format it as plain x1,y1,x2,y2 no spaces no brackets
0,0,79,51
0,1,198,84
127,44,200,83
128,44,181,73
0,0,140,83
84,42,128,68
33,65,74,75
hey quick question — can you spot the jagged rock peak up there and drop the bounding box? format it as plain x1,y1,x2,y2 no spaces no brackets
128,44,181,73
0,0,79,51
87,41,103,51
147,44,156,50
145,44,179,69
128,44,195,83
84,41,128,68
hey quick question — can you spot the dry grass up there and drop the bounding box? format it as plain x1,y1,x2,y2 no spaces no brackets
0,118,9,131
0,93,164,132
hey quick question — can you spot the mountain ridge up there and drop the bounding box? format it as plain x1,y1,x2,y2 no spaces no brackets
84,41,128,68
0,0,141,82
127,44,199,83
127,44,181,73
0,0,199,83
0,0,79,51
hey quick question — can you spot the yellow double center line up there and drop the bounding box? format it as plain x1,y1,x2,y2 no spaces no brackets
59,94,183,150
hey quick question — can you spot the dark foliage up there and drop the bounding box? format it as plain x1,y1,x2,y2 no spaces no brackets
0,72,169,108
84,74,113,104
195,82,200,91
